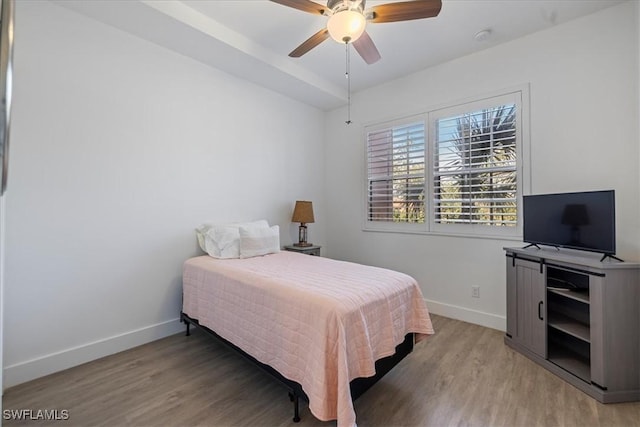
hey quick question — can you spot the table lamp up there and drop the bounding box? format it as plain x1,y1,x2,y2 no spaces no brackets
292,200,314,247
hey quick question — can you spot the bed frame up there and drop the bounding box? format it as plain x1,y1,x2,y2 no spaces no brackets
180,311,414,422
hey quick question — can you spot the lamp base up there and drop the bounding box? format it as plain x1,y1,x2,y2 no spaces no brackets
296,223,311,247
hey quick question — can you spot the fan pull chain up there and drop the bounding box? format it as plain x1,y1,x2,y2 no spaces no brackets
345,42,352,125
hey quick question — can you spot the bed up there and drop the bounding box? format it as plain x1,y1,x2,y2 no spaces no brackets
181,250,434,427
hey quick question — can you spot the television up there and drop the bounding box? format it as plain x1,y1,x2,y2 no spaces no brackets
523,190,616,259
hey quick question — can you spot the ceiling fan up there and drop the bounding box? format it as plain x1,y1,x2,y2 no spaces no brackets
270,0,442,64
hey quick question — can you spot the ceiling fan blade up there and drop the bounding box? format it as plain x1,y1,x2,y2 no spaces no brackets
353,31,381,64
269,0,326,16
289,28,330,57
369,0,442,23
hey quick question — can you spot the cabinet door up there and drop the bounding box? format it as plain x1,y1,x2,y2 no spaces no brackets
507,257,546,357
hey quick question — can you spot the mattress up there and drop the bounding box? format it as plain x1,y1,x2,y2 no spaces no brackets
182,251,434,427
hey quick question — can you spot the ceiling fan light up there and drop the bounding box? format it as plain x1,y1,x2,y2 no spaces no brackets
327,10,366,44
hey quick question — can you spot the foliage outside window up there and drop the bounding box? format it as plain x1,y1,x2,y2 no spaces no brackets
364,89,527,238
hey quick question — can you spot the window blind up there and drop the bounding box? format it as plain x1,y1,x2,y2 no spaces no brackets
367,122,426,223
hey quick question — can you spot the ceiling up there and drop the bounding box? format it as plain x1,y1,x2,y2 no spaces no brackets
53,0,624,110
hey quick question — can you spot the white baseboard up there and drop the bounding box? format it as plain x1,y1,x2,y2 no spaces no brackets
3,318,184,390
425,299,506,332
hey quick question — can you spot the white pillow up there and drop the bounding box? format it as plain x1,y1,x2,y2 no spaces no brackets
195,224,211,251
239,225,280,258
204,225,241,259
197,220,269,259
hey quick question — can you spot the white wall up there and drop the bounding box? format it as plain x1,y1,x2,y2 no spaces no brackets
3,1,326,387
324,2,640,330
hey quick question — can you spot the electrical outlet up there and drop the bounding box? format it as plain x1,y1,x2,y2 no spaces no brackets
472,286,480,298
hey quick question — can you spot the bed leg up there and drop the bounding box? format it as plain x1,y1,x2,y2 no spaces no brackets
289,392,300,423
180,313,192,336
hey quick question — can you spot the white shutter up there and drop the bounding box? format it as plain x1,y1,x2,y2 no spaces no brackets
433,103,518,227
366,121,425,223
362,86,528,237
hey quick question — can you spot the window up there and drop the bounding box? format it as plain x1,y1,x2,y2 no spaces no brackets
433,101,517,227
364,88,528,238
366,119,425,224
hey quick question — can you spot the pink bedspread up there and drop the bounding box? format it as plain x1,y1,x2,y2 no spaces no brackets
182,251,434,427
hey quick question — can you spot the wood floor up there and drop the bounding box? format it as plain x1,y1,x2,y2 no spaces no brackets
4,315,640,427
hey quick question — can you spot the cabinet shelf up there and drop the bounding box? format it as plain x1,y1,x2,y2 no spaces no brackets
548,347,591,383
547,312,590,343
547,288,589,304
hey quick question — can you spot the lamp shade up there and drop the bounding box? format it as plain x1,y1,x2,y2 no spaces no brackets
292,201,315,224
327,10,366,44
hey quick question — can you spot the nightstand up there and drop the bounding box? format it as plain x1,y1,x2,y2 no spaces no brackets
283,244,321,256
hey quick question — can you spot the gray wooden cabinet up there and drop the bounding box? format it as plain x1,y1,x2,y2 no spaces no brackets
504,247,640,403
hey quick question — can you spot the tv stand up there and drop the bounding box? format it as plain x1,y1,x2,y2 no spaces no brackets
522,243,541,250
600,253,624,262
504,247,640,403
523,243,562,251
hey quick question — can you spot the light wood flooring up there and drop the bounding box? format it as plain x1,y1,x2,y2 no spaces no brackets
4,315,640,426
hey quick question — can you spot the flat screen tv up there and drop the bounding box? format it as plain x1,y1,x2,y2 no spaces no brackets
523,190,616,258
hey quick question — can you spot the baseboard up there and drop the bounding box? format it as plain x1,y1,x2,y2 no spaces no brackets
425,299,506,332
3,318,184,390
